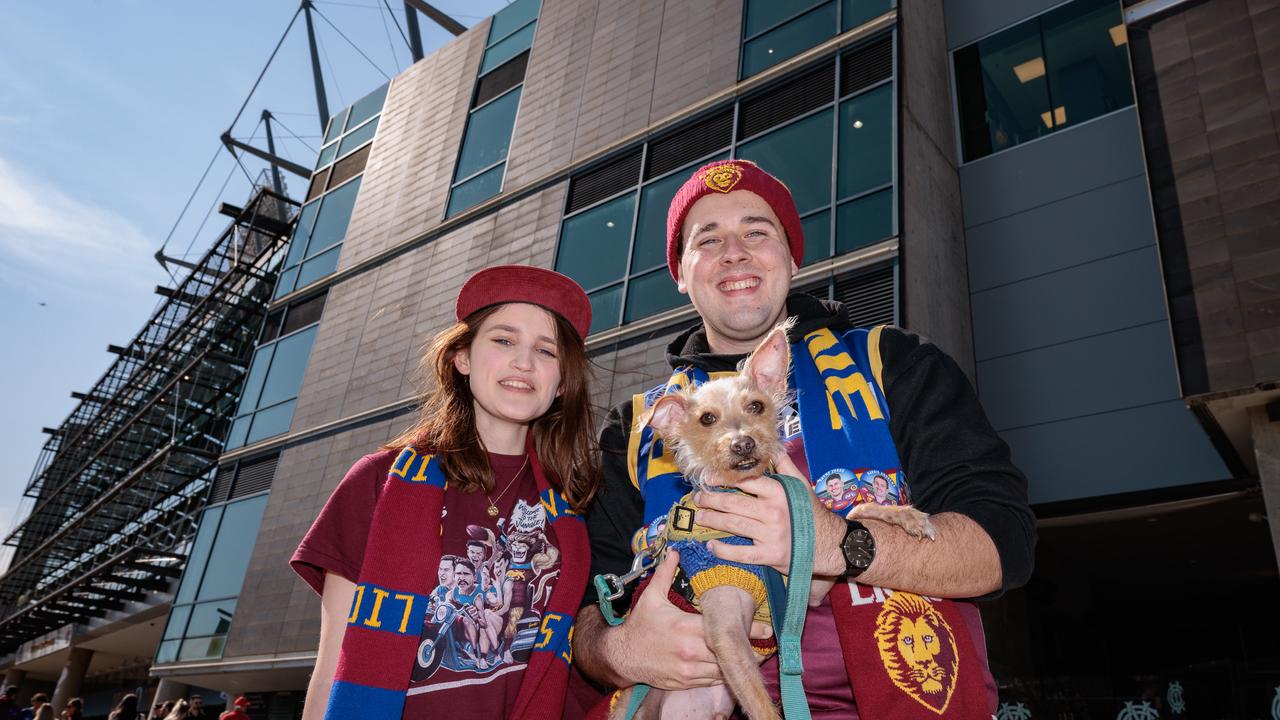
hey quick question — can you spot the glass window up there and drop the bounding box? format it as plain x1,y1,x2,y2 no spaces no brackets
837,82,892,198
557,41,896,334
225,416,251,450
836,187,893,252
315,141,338,169
155,640,179,664
801,210,832,266
742,2,838,77
196,495,267,600
308,178,362,254
256,327,318,409
163,604,191,641
481,22,537,75
737,110,834,213
1041,0,1134,130
557,193,636,291
345,83,389,131
234,345,275,417
338,116,379,158
295,246,341,290
178,635,226,662
174,506,223,605
953,0,1132,161
633,154,730,272
323,108,349,145
744,0,828,38
455,89,523,180
285,202,320,267
842,0,892,32
624,268,685,322
447,163,506,217
186,599,237,636
246,400,297,444
490,0,540,42
587,284,623,335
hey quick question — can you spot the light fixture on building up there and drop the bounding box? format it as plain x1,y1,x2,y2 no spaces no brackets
853,119,864,129
1040,105,1067,128
606,221,615,228
768,48,774,54
1013,57,1046,83
1109,24,1128,46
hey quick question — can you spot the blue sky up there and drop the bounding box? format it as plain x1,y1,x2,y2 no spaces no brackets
0,1,507,545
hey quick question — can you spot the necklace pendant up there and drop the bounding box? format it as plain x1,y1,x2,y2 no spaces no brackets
487,504,499,517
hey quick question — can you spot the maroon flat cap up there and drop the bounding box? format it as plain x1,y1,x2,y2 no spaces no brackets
665,159,805,281
456,264,592,340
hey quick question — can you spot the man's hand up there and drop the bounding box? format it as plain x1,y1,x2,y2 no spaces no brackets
695,451,847,580
573,549,774,690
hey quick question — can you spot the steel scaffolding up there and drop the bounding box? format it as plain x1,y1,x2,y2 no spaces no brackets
0,183,299,652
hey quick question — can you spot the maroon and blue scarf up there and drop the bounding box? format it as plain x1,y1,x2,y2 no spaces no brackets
325,435,589,720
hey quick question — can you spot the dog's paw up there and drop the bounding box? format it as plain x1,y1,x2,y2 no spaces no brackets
902,509,937,541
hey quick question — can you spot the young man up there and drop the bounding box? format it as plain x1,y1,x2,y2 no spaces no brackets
574,160,1035,717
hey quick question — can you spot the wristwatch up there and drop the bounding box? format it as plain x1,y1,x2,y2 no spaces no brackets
840,520,876,578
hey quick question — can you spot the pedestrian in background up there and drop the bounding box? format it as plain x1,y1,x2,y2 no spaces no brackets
107,694,139,720
216,697,249,720
56,698,81,720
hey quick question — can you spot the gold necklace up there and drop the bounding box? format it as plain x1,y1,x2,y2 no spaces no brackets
484,454,530,517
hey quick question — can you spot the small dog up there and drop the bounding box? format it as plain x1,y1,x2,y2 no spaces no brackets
613,322,934,720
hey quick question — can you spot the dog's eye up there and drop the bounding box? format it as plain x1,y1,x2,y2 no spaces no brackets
746,400,764,414
699,412,717,426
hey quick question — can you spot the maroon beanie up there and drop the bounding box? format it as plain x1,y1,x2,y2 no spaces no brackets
456,265,592,340
665,159,804,281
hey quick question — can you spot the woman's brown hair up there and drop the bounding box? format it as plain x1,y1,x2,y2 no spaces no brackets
385,304,599,512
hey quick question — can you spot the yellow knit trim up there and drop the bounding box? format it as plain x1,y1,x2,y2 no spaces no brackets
688,566,769,612
868,324,886,394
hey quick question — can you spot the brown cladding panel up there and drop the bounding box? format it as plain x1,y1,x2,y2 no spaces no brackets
1133,0,1280,395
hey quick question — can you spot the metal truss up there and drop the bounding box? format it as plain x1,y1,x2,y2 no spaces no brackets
0,183,300,652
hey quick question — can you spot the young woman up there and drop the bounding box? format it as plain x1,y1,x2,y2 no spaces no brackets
292,265,599,720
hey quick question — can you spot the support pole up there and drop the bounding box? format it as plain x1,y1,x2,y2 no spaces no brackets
301,0,330,134
261,110,287,196
404,2,425,62
51,647,92,715
1250,405,1280,568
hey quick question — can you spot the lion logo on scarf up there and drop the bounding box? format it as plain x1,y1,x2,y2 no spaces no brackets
874,592,959,714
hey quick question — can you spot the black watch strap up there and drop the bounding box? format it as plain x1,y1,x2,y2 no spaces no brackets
841,519,876,578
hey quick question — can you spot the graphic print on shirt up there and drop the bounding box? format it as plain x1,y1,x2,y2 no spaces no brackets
411,497,560,684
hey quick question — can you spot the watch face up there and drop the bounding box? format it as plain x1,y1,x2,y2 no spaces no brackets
843,525,875,573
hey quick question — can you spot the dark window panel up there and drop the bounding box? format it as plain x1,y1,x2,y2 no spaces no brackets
257,327,319,409
744,0,827,39
322,108,349,145
306,168,330,203
446,162,506,217
474,51,529,108
315,141,338,170
294,247,341,292
835,188,894,253
328,144,370,190
174,505,225,605
644,108,734,181
635,152,731,272
737,109,834,214
556,192,636,291
481,22,537,75
738,60,836,139
307,177,362,256
1041,0,1134,132
624,268,685,323
801,210,832,266
455,88,522,181
260,309,285,344
842,0,893,32
741,2,838,78
245,400,297,445
565,148,643,213
338,117,379,158
837,83,893,198
840,35,893,97
488,0,540,44
281,291,327,337
587,284,624,335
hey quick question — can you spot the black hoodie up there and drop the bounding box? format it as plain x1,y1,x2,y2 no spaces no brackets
583,293,1035,606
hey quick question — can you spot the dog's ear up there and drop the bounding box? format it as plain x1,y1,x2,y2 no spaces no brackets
638,393,689,436
744,324,791,396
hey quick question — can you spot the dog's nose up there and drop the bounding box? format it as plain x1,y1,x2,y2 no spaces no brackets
731,436,756,457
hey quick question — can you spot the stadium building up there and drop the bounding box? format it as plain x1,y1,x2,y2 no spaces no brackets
3,0,1278,716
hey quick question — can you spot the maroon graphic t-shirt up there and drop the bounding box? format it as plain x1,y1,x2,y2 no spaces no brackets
293,450,561,719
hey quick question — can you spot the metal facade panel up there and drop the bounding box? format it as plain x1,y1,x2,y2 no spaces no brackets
970,246,1169,361
976,320,1181,431
1003,399,1229,504
965,175,1158,293
957,109,1147,229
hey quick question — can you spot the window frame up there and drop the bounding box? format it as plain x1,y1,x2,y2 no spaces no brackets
739,0,894,79
947,0,1136,165
556,35,898,334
